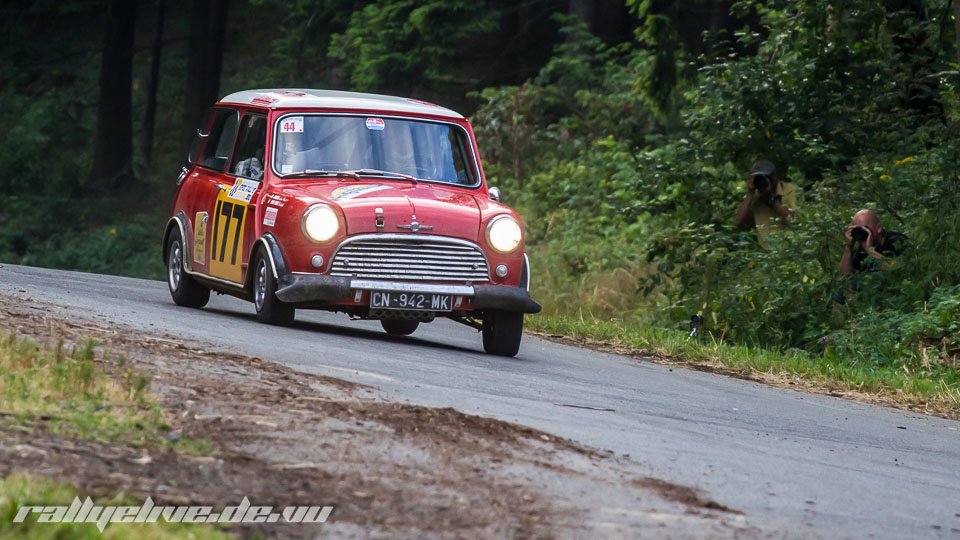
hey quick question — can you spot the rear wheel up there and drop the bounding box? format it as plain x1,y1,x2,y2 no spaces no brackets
253,248,295,326
380,319,420,336
166,229,210,308
481,310,523,357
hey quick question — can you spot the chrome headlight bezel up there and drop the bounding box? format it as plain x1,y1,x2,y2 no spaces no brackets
485,215,523,254
302,204,340,243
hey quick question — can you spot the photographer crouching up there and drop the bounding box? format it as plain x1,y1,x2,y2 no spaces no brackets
838,209,906,276
832,209,907,306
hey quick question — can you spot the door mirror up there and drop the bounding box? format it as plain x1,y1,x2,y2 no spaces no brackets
488,186,501,202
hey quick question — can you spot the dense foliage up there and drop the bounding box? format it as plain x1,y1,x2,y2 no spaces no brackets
1,0,957,377
473,0,960,372
0,0,572,280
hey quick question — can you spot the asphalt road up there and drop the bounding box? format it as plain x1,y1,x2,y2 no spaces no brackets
1,264,958,539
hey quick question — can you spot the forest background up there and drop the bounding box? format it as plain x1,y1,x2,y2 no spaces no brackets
2,0,959,405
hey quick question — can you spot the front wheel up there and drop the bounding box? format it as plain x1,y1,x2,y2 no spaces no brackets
253,249,295,326
167,229,210,308
481,310,523,357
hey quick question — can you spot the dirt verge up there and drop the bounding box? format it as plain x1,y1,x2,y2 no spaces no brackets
0,296,753,538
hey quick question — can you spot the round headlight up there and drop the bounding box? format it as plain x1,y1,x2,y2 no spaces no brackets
302,204,340,243
486,215,522,254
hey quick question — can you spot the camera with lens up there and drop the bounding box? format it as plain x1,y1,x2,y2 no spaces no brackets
752,174,770,190
851,226,869,243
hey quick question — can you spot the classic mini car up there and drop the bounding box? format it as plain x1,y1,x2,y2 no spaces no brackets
163,89,540,356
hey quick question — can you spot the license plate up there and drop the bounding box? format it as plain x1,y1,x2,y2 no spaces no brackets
369,291,453,312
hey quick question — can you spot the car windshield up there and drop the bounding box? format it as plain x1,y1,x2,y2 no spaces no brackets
273,115,477,186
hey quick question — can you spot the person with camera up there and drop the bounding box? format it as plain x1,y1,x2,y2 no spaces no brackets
838,209,906,276
734,160,799,238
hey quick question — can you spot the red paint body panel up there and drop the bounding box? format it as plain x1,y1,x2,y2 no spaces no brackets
169,93,528,308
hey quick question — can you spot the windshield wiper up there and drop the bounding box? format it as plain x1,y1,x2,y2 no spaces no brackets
342,169,418,184
279,169,361,180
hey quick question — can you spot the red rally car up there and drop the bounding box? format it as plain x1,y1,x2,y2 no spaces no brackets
163,89,540,356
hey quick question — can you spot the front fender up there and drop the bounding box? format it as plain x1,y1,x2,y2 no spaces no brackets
247,233,289,289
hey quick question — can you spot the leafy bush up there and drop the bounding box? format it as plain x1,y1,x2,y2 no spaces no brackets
473,0,960,375
0,194,166,281
18,216,166,280
329,0,500,93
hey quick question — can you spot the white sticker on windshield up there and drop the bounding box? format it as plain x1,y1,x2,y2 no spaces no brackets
365,117,385,131
227,178,260,203
281,164,292,174
280,116,304,133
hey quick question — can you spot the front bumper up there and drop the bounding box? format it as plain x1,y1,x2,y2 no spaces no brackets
275,275,541,314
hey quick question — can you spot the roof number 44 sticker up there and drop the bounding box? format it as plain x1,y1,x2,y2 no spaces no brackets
280,116,304,133
365,117,385,131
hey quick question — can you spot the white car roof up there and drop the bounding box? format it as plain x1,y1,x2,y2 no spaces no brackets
218,89,465,120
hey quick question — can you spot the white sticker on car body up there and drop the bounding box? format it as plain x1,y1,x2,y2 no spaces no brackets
263,206,278,227
331,184,391,201
264,193,288,207
227,178,260,203
193,212,208,265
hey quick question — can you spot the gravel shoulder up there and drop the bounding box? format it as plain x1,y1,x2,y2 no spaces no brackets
0,295,752,538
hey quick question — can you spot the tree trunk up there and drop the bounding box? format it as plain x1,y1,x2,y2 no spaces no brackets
567,0,596,36
183,0,211,148
182,0,230,150
206,0,230,105
89,0,138,191
143,0,166,165
954,0,960,75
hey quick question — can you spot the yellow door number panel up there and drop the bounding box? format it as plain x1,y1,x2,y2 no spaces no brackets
209,190,248,283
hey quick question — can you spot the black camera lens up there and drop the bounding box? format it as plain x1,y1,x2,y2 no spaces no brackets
851,227,868,242
752,174,769,190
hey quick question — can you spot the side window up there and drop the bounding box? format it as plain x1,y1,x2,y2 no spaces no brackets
232,114,267,180
194,109,239,172
187,108,220,164
449,129,474,184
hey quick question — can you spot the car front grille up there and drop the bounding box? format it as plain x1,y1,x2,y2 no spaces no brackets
329,235,490,282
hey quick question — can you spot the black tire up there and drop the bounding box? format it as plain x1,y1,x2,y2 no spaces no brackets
166,229,210,308
380,319,420,336
252,248,295,326
481,310,523,357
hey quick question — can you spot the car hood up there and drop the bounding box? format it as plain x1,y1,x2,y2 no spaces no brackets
279,181,483,240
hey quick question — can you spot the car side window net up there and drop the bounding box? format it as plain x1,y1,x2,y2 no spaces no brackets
274,115,476,186
232,114,267,180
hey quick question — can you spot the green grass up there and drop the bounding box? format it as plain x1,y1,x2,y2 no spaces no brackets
0,332,212,452
0,473,235,539
528,314,960,414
